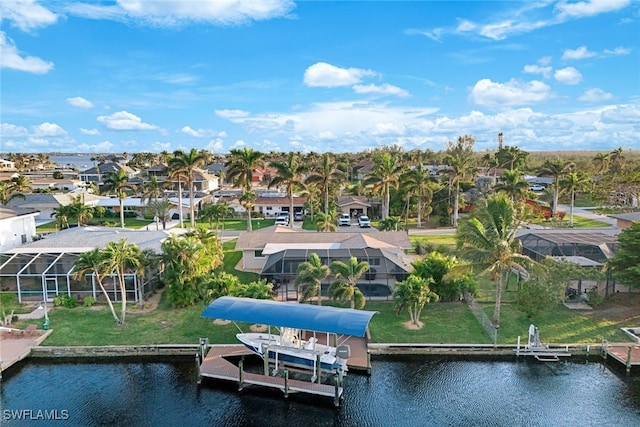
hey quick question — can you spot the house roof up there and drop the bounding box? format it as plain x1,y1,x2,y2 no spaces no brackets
337,197,371,207
7,226,184,254
608,212,640,221
80,162,134,175
236,229,411,250
254,195,307,205
7,193,105,209
0,206,40,220
201,296,377,337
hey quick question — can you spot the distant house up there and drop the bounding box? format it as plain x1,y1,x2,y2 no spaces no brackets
78,162,137,188
253,194,307,217
0,159,16,171
337,196,380,219
7,193,104,225
236,227,413,300
0,207,39,252
608,212,640,229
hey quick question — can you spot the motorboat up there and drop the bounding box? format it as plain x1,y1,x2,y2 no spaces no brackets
236,327,350,373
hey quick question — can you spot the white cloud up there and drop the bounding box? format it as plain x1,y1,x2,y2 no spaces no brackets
215,109,250,119
0,123,28,137
97,111,159,131
352,83,410,98
33,122,67,137
67,96,94,108
69,0,296,26
77,141,115,153
468,79,553,108
523,64,553,79
555,0,631,19
578,88,614,102
80,128,100,135
0,0,58,32
303,62,376,88
180,126,227,138
604,46,631,56
181,126,204,137
0,32,54,74
562,46,596,60
205,138,225,152
554,67,582,84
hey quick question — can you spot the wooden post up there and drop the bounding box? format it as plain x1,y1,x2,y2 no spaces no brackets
367,351,372,375
195,353,201,384
626,346,633,374
238,358,245,390
284,369,289,398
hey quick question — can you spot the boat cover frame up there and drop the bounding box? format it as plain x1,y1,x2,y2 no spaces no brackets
202,296,377,337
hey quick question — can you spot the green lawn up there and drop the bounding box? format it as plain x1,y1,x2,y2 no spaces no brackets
196,218,274,231
37,218,154,233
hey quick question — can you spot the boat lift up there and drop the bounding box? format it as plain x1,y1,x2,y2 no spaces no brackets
515,324,571,362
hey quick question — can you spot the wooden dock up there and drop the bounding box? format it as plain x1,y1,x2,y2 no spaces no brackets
604,343,640,373
199,344,345,405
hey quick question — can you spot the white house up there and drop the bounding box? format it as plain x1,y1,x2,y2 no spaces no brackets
0,207,40,252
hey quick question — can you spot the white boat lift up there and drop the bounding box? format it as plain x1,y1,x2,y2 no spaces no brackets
515,324,571,362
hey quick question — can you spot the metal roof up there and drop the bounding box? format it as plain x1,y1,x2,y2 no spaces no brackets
202,296,377,337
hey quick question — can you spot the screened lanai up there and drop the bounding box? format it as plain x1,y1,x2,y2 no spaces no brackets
518,230,618,263
0,251,141,303
261,247,410,302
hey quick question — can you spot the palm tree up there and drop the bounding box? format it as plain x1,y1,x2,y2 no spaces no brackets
102,168,135,228
393,275,439,327
365,152,404,219
169,149,207,228
444,135,477,227
0,174,32,205
315,210,337,232
69,195,94,226
401,161,437,228
329,256,369,309
100,239,144,324
495,146,529,170
378,216,402,231
51,204,74,230
294,253,330,305
199,202,233,231
592,152,610,175
268,152,306,228
147,199,172,229
494,169,529,202
225,147,266,231
456,194,537,328
305,152,345,215
72,249,120,324
239,191,257,231
538,159,575,218
560,172,591,227
166,165,188,228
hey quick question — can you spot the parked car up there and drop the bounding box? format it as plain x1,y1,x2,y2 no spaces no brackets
358,215,371,228
529,184,545,192
294,211,304,221
338,213,351,226
275,212,289,225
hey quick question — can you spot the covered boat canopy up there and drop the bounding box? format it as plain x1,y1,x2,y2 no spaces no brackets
202,296,377,337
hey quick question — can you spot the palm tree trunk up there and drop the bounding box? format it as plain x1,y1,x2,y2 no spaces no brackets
95,275,120,324
189,180,195,228
247,207,253,232
177,180,184,228
118,271,127,325
552,179,559,217
492,274,503,328
569,190,575,227
453,181,460,227
417,195,422,228
119,197,125,228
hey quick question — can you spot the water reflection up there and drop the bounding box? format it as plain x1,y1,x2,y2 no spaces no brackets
1,357,639,426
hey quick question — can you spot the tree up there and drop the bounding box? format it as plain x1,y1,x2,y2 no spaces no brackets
102,168,135,228
199,202,233,231
51,204,74,230
68,195,93,226
495,146,529,171
560,172,590,227
401,161,437,228
315,210,338,232
169,149,207,228
393,275,439,327
365,152,403,219
305,152,345,215
378,216,402,231
411,252,477,302
456,194,537,327
494,169,529,202
329,256,369,309
100,239,144,324
73,249,120,324
147,199,172,229
294,253,330,305
0,174,32,205
225,147,265,231
444,135,477,227
268,152,306,228
538,159,575,218
608,222,640,288
239,191,257,231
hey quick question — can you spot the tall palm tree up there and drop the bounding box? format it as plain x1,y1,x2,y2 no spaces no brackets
538,159,575,217
73,249,120,324
560,172,591,227
444,135,477,227
50,204,74,230
147,199,172,229
401,161,437,228
305,152,345,215
0,174,32,205
329,256,370,309
315,210,338,232
365,152,404,219
225,147,265,231
494,169,529,202
239,191,257,231
268,152,306,228
103,168,135,228
456,194,536,328
100,239,144,324
166,165,188,228
592,152,610,176
169,149,207,228
495,146,529,171
294,253,330,305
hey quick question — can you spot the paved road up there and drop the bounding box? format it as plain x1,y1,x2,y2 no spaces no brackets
556,204,617,227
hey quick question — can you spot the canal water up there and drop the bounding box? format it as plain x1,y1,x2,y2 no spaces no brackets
1,356,639,426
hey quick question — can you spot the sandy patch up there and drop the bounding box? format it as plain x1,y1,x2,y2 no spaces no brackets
403,320,424,330
250,324,267,332
213,319,231,325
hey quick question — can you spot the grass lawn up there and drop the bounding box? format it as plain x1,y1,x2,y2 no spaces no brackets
36,218,154,233
221,240,259,283
530,215,610,228
408,235,457,253
196,218,274,231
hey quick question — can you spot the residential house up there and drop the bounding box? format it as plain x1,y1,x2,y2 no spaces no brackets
0,207,39,252
7,193,104,225
337,196,380,219
78,162,137,188
608,212,640,229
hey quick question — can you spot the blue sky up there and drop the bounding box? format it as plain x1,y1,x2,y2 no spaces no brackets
1,0,638,155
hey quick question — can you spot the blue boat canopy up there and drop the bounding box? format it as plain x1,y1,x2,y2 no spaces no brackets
202,296,377,337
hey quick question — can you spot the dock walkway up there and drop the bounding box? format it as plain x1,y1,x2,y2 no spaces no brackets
604,343,640,373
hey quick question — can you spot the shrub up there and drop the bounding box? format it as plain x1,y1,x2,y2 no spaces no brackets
83,296,97,307
53,294,78,308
